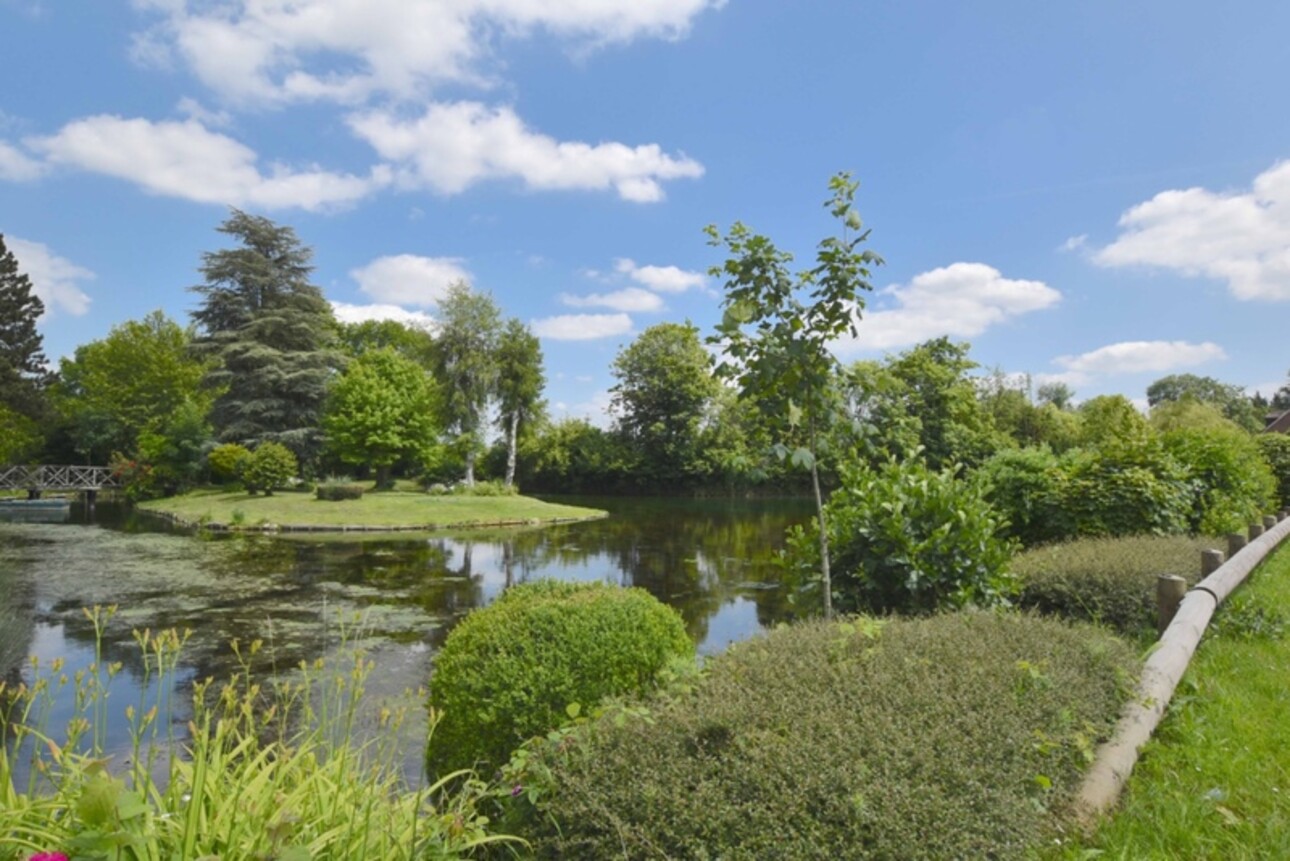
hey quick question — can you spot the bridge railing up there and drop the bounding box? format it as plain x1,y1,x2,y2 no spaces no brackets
0,465,122,491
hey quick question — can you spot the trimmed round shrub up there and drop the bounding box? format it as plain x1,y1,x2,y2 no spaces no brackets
1256,433,1290,509
788,456,1017,615
1013,534,1222,634
207,442,251,483
505,613,1137,860
426,580,692,777
315,481,365,501
241,441,298,495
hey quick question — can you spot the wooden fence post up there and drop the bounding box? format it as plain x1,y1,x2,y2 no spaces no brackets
1156,574,1188,636
1227,532,1247,556
1250,523,1265,540
1264,515,1278,530
1201,549,1224,579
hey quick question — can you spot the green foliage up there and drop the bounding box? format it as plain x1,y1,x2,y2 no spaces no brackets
426,580,693,778
0,403,41,463
788,456,1017,615
1163,425,1275,534
974,446,1064,545
191,210,341,467
1146,373,1264,432
314,481,365,501
335,318,434,365
447,479,517,497
135,400,211,495
207,442,251,482
885,338,1002,469
432,282,503,485
1050,436,1191,539
1013,534,1220,634
1076,394,1149,447
0,234,52,422
506,613,1137,860
1256,433,1290,508
494,318,545,487
519,418,631,493
241,441,298,496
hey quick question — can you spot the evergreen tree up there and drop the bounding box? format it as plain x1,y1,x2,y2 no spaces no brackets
191,211,341,467
0,234,52,420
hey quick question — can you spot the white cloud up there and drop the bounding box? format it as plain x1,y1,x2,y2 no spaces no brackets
176,96,232,128
1094,161,1290,300
836,262,1060,353
532,312,632,341
5,236,94,317
560,287,663,313
330,301,435,328
349,254,469,307
1059,234,1087,252
134,0,724,106
350,102,702,202
0,140,45,181
554,389,614,428
1054,341,1227,382
614,257,706,292
28,115,385,211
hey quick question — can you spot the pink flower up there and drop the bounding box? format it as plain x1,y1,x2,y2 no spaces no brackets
28,853,70,861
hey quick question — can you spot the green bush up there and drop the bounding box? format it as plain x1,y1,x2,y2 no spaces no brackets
452,479,518,497
788,456,1017,615
505,613,1137,860
1257,434,1290,509
1012,534,1223,634
1164,426,1275,534
1049,437,1191,539
207,442,251,482
426,580,693,778
315,482,365,501
975,446,1064,545
241,441,298,496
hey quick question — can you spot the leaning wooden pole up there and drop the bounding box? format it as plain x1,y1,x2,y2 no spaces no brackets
1071,515,1290,830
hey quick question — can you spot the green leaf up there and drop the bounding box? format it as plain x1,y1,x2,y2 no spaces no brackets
566,702,582,719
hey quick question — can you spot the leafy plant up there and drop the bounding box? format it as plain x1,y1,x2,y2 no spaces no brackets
426,580,693,778
207,442,251,483
315,481,365,501
240,441,298,496
1164,425,1275,534
1256,433,1290,509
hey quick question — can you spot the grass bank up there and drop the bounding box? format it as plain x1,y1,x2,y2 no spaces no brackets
1046,541,1290,859
138,486,607,532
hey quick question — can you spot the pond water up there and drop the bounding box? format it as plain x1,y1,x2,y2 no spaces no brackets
0,496,811,782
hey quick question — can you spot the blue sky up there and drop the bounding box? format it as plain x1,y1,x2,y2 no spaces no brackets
3,0,1289,424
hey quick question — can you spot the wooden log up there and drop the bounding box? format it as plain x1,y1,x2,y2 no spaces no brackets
1227,532,1247,556
1072,516,1290,830
1156,575,1188,635
1200,549,1223,578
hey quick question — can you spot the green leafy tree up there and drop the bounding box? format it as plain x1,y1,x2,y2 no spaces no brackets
191,210,341,467
0,234,52,423
336,318,435,366
324,347,439,488
1256,434,1290,508
208,442,251,483
494,318,545,488
0,404,41,463
1146,373,1262,432
1077,394,1149,447
431,282,502,486
1036,381,1075,410
55,311,214,463
885,338,1001,469
611,321,719,487
707,173,883,618
241,441,298,496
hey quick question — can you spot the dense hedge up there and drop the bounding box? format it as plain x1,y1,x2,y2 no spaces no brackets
1012,534,1222,634
1257,434,1290,509
315,482,365,501
426,580,692,778
505,613,1137,860
1164,426,1275,534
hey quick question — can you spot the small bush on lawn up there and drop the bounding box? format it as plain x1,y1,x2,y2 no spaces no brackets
426,580,692,778
504,612,1137,860
315,481,365,501
786,456,1017,614
452,480,518,497
207,442,251,483
240,442,298,496
1257,433,1290,509
1012,534,1223,635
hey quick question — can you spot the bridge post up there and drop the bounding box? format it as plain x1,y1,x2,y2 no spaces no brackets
26,488,42,500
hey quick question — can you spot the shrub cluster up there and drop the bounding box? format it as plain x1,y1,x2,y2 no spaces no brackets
207,442,251,482
506,613,1137,860
426,580,692,778
1012,534,1223,634
315,482,365,501
787,456,1016,615
1257,434,1290,509
240,441,298,496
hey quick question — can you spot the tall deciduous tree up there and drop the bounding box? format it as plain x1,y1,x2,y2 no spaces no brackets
707,173,883,619
191,210,341,467
324,347,439,487
432,282,502,485
1146,373,1262,432
610,321,718,486
494,318,545,488
0,234,51,422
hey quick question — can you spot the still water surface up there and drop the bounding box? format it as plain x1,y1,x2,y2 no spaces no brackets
0,496,811,780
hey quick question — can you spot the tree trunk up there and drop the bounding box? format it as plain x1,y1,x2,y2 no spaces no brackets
464,447,476,486
809,423,833,620
504,411,519,488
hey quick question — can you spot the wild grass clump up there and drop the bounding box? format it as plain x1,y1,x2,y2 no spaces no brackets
503,612,1137,860
0,606,513,861
1012,534,1222,635
426,581,692,779
315,481,366,501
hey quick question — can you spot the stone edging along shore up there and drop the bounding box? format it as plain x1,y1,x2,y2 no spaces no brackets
1071,510,1290,831
141,508,609,534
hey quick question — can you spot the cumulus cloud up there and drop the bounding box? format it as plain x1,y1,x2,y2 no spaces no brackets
1094,161,1290,300
330,301,435,328
1053,340,1227,383
532,312,632,341
614,257,706,292
28,115,386,210
560,287,663,313
0,140,45,181
836,262,1060,354
133,0,724,105
349,254,469,307
5,236,94,317
349,102,702,202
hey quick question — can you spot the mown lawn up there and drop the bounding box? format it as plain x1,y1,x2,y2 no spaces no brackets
137,486,607,530
1045,541,1290,860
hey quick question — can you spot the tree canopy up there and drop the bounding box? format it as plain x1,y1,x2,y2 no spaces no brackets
432,282,502,485
494,318,545,487
0,234,51,422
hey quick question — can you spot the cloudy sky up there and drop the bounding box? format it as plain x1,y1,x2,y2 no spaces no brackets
3,0,1289,422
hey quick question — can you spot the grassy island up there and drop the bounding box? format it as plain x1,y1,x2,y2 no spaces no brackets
137,486,607,532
